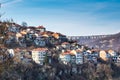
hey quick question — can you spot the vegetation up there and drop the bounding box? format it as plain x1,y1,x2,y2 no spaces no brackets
0,47,120,80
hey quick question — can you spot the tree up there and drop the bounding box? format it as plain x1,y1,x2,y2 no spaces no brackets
21,22,28,27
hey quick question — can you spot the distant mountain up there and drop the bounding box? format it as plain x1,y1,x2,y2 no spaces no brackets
88,32,120,51
68,32,120,51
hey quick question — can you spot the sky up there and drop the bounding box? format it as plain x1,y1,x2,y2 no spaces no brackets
0,0,120,36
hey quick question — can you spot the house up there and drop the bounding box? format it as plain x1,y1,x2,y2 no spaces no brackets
59,51,71,65
92,51,99,57
47,51,52,64
20,29,27,35
5,35,17,45
59,34,68,43
70,43,79,50
112,56,118,63
99,50,108,61
59,49,84,65
86,50,92,54
16,32,23,42
36,26,46,32
26,26,36,33
7,24,20,33
25,33,36,40
0,55,3,63
61,42,70,49
83,50,92,62
34,37,46,47
92,56,98,63
70,50,76,64
32,48,48,65
108,49,116,57
42,33,49,38
0,36,4,44
52,33,59,39
83,51,89,57
7,49,14,58
112,55,120,63
75,50,84,64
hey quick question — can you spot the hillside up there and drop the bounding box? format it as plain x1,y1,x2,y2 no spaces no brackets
88,32,120,51
0,21,120,80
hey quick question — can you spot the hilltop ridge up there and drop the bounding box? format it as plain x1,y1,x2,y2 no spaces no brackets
68,32,120,51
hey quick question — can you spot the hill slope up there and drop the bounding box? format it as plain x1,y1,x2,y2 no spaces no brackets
86,32,120,51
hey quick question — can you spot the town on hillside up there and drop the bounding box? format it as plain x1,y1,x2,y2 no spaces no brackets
0,21,120,80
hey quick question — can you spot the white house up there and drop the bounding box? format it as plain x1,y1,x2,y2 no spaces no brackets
59,50,84,65
117,55,120,63
32,48,48,65
7,49,15,58
59,52,71,65
75,51,83,64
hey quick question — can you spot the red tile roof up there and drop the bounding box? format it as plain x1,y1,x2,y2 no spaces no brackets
33,48,48,51
37,26,45,29
63,51,70,55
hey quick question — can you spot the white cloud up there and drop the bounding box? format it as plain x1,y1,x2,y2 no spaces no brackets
1,0,22,7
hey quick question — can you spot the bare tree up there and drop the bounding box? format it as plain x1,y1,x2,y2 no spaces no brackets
21,21,28,27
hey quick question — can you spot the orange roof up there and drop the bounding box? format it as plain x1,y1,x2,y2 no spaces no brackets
16,33,22,38
33,48,48,51
46,31,54,34
76,49,82,53
70,50,76,55
108,49,114,53
62,50,77,55
62,51,71,55
20,31,27,35
62,42,69,45
108,49,115,56
42,33,49,37
52,33,59,39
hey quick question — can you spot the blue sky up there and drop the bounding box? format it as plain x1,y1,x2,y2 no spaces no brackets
0,0,120,36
